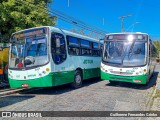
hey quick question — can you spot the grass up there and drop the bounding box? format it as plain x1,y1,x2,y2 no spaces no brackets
149,89,160,110
145,86,156,108
153,89,160,99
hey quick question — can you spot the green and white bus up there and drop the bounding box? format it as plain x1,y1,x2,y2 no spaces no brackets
8,26,101,88
101,33,157,85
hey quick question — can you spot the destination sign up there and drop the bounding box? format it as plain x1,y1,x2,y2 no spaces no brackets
106,34,145,40
15,28,47,39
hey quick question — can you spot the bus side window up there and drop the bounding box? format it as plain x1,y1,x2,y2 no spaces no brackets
80,39,91,56
92,42,100,56
67,36,80,56
51,33,67,64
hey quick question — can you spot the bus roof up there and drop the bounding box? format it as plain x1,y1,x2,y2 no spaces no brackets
11,26,101,43
105,32,149,36
49,26,101,43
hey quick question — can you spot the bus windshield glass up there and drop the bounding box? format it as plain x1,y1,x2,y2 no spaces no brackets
9,28,49,69
103,34,147,67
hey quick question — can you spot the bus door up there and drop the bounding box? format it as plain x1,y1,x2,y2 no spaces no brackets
148,40,154,77
51,32,71,85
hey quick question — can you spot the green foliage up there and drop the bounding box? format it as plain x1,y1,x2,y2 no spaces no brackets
153,40,160,58
153,40,160,51
0,0,56,41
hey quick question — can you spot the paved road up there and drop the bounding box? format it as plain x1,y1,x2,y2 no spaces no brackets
0,66,159,120
0,79,158,119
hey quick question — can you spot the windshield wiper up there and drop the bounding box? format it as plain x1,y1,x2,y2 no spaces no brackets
120,47,127,65
128,40,136,59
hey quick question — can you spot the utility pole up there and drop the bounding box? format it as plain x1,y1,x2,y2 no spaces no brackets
68,0,70,7
102,18,105,26
119,14,132,32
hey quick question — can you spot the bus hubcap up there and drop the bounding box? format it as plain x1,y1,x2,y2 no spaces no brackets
75,74,81,84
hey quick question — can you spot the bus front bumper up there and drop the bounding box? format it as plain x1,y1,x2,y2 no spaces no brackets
8,74,53,88
101,70,147,84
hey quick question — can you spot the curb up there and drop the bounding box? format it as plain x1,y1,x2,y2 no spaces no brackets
156,73,160,90
146,72,160,110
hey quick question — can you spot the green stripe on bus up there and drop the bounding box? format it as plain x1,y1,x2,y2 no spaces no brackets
83,68,100,80
101,70,147,84
9,68,100,88
9,74,53,88
8,71,75,88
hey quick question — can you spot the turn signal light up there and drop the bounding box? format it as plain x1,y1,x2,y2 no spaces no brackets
46,68,50,72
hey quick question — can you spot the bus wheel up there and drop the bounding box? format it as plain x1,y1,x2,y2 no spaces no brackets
71,70,82,88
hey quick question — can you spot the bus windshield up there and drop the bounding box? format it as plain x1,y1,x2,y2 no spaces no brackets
9,28,48,69
103,35,147,67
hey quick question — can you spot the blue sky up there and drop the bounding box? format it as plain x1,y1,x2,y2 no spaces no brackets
49,0,160,40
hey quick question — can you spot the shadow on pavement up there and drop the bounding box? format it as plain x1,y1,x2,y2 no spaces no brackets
0,95,35,108
19,77,101,95
105,72,158,90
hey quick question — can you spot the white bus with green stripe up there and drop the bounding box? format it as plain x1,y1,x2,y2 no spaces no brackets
101,33,157,85
8,26,101,88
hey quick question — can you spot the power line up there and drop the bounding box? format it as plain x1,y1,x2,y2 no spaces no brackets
15,0,107,36
49,8,106,32
48,9,107,35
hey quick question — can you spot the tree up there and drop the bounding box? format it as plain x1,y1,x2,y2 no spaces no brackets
153,40,160,57
0,0,56,41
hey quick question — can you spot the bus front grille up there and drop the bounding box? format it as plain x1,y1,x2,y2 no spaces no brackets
109,77,132,81
110,71,133,76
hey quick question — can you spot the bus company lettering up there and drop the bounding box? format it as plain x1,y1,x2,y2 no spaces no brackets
16,75,20,78
126,70,135,73
83,60,93,64
28,74,36,77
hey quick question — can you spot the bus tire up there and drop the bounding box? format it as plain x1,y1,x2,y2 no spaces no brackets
143,76,150,86
71,70,82,88
109,80,118,84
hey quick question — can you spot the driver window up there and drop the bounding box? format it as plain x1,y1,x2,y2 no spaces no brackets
51,33,67,64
